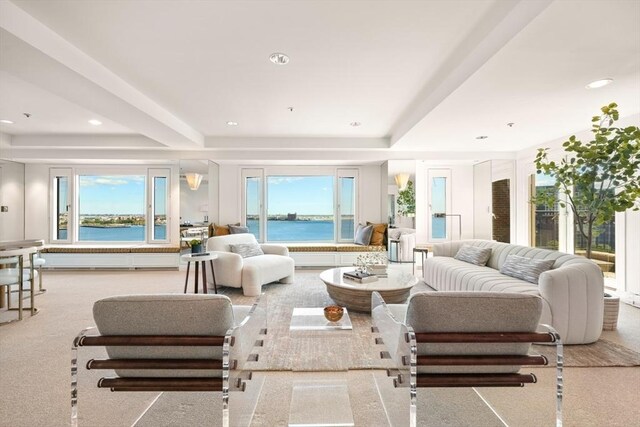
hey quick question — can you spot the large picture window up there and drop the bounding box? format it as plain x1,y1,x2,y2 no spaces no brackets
242,168,357,243
78,175,147,241
267,176,335,242
50,167,170,244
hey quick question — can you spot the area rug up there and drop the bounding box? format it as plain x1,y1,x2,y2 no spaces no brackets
218,271,640,369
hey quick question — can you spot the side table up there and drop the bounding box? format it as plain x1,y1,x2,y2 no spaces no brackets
413,247,429,275
180,252,218,294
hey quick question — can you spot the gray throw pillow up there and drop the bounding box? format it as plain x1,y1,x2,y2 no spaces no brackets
500,255,555,284
228,225,250,234
454,244,492,266
354,224,373,246
229,243,264,258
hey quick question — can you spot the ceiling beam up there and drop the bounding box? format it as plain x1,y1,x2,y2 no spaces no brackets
10,134,164,149
205,137,389,150
8,147,515,163
389,0,552,146
0,1,203,149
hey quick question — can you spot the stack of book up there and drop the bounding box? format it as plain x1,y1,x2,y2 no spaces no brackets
343,270,378,283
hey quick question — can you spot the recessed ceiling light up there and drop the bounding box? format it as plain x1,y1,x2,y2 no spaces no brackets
476,135,488,140
88,119,102,126
585,78,613,89
269,53,290,65
350,122,361,127
226,121,238,126
0,119,14,124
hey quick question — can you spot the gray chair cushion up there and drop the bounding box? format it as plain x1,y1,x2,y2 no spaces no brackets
454,244,492,266
500,254,555,284
93,294,235,377
406,292,542,374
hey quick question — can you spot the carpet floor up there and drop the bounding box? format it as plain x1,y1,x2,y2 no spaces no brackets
1,268,639,426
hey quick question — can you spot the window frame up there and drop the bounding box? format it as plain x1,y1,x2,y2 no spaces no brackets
50,166,172,245
241,167,359,243
427,169,452,241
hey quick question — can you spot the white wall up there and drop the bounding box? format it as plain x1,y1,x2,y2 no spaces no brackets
473,161,492,239
208,161,220,224
0,159,25,240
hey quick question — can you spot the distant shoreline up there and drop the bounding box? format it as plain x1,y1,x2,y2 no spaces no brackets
80,224,135,229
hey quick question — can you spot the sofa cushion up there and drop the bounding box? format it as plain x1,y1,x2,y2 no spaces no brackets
229,242,264,258
500,254,555,284
454,244,491,266
228,224,250,234
366,222,387,246
354,224,373,245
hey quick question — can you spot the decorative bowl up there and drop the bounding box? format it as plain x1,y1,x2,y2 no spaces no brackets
324,305,344,322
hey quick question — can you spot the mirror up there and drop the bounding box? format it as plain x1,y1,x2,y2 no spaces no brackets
179,159,210,226
387,160,416,229
0,159,25,241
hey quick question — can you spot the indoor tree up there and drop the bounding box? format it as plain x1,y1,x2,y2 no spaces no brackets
534,103,640,258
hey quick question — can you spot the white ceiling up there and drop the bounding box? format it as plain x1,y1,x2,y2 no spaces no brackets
0,0,638,163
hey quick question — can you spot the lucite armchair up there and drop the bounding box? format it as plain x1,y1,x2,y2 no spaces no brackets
371,291,563,427
71,293,268,427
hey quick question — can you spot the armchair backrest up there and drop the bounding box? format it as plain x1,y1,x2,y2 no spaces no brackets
93,294,235,377
406,292,542,373
207,233,259,252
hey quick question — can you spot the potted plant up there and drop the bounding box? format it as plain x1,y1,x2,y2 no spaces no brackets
397,180,416,227
189,239,203,254
534,103,639,331
534,103,639,259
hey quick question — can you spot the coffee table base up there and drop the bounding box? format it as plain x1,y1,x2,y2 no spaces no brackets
326,284,411,313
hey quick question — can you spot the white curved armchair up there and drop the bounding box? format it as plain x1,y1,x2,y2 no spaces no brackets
206,234,294,296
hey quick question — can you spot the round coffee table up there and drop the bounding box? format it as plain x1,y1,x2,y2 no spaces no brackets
319,267,418,312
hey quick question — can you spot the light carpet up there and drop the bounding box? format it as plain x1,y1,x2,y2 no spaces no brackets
216,272,640,369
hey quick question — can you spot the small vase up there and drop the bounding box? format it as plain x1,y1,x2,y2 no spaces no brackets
191,244,203,254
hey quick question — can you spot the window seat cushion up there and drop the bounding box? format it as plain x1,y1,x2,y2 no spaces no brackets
287,244,386,253
41,246,181,254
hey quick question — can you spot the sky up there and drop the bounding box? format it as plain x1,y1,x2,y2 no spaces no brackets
78,175,166,215
247,175,354,216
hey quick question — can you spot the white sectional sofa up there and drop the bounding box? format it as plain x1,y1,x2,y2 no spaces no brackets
423,240,604,344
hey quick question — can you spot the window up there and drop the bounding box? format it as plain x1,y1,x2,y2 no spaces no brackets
245,176,262,240
338,175,356,241
150,169,169,242
531,173,559,250
78,175,146,241
266,176,335,242
428,169,451,240
51,167,170,244
242,168,358,243
51,168,72,242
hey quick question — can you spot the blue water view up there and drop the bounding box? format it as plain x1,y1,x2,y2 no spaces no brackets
248,219,355,241
59,225,166,241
